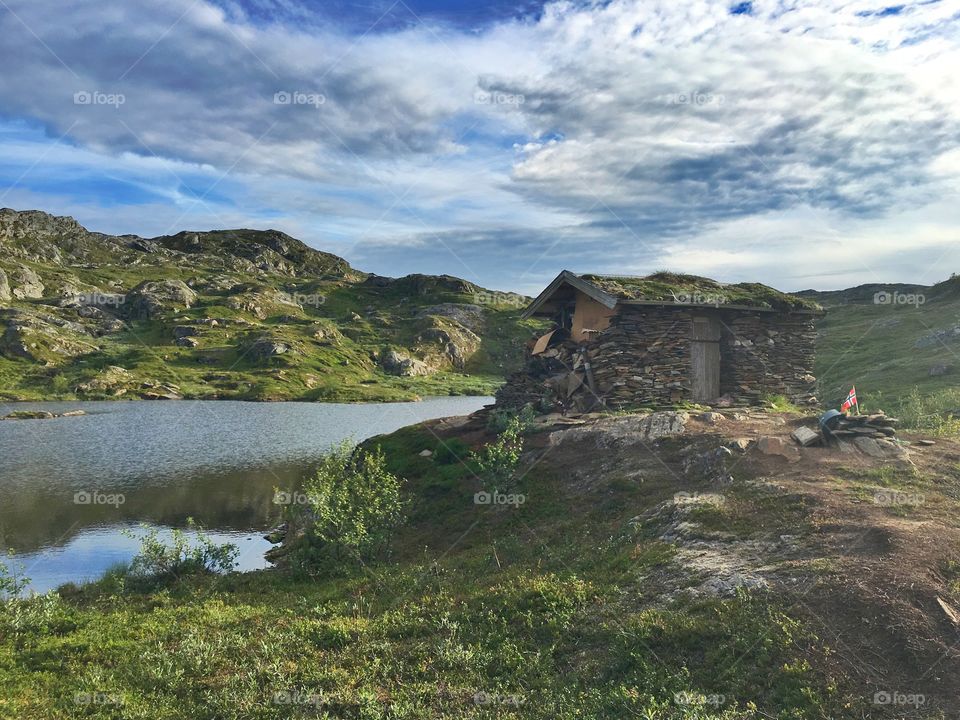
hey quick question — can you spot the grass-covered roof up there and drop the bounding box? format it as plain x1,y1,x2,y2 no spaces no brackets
578,271,821,312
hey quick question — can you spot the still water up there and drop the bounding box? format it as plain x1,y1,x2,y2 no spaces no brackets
0,397,490,592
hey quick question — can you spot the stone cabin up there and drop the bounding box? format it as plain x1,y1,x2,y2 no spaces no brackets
495,270,822,412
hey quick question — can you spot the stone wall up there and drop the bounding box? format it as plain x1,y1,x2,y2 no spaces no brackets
588,307,693,407
718,312,817,404
496,305,818,411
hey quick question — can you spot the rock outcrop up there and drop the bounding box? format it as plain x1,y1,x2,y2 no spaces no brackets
124,279,198,320
246,337,293,363
0,207,531,401
0,308,96,361
10,266,44,299
548,411,688,448
380,349,430,376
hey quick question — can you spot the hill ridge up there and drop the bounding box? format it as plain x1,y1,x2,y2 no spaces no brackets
0,207,537,402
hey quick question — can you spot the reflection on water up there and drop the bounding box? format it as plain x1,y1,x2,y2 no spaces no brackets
9,526,275,593
0,397,490,592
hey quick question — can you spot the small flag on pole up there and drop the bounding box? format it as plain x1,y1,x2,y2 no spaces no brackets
840,386,858,413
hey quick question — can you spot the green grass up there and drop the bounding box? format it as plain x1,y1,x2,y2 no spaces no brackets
578,272,820,311
0,425,863,719
813,292,960,431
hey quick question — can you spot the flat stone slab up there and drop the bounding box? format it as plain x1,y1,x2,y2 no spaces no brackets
549,410,688,448
756,436,800,462
791,426,820,447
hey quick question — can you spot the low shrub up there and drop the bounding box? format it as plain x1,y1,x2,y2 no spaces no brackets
290,441,407,571
124,519,238,585
433,437,471,464
486,404,537,434
0,552,29,600
472,415,524,492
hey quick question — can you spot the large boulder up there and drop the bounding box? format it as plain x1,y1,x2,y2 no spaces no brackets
246,336,293,363
390,274,477,297
380,348,430,376
914,324,960,349
416,303,485,332
10,266,44,299
225,285,300,320
416,321,481,370
75,365,133,396
756,436,800,462
124,279,197,320
0,268,10,302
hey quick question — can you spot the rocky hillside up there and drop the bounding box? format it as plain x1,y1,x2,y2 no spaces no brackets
0,209,541,401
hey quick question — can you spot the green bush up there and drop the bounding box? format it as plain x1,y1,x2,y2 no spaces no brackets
124,519,238,584
889,386,960,435
472,415,524,492
433,437,471,464
50,373,71,395
0,552,29,600
293,441,407,569
486,404,537,434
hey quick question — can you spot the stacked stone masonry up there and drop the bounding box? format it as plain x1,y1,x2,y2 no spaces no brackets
496,306,817,411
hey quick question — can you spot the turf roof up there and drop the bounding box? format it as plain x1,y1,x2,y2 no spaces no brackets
578,271,821,312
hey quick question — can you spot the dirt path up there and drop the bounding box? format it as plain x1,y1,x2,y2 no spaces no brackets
514,409,960,716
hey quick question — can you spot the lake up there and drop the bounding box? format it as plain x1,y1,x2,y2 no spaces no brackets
0,397,491,593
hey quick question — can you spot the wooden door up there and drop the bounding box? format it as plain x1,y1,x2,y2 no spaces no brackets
690,316,721,402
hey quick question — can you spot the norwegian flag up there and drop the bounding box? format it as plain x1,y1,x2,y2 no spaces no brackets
840,386,858,413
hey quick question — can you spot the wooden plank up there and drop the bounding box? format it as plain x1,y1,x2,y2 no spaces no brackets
691,316,722,342
690,317,721,402
531,330,556,355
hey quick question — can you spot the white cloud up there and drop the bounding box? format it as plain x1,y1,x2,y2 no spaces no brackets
0,0,958,291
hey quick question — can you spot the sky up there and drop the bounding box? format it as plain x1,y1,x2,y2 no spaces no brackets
0,0,958,295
